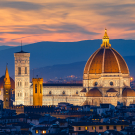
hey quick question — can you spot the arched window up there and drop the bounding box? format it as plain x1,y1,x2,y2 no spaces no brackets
40,84,42,93
76,91,78,94
18,67,21,75
49,91,51,95
63,91,65,95
25,67,27,74
35,84,37,93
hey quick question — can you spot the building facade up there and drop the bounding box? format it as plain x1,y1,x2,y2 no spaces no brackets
13,29,135,106
14,50,30,105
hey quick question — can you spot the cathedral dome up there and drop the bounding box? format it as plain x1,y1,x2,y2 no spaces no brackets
84,29,129,75
86,88,102,97
122,87,135,97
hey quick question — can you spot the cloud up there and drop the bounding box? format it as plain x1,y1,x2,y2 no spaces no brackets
0,23,99,35
0,1,43,11
0,38,5,41
87,3,135,17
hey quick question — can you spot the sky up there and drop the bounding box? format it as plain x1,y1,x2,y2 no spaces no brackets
0,0,135,46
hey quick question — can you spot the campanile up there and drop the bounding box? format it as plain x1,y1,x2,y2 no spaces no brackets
14,48,30,105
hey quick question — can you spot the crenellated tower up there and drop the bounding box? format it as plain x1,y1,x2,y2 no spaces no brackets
32,78,43,106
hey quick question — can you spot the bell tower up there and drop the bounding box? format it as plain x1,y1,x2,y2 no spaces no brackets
3,65,11,108
32,78,43,106
14,45,30,105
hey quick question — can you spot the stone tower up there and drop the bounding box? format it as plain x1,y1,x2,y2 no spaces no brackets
32,78,43,106
14,48,30,105
3,65,11,108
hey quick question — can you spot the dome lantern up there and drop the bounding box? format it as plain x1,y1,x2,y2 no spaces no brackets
101,28,111,48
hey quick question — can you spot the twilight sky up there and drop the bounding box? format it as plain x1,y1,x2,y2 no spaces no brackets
0,0,135,46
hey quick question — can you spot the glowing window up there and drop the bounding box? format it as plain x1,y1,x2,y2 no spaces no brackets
42,130,46,134
92,126,96,130
35,130,38,134
85,126,88,130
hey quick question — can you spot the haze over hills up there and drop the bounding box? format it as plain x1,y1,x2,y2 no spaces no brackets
0,39,135,80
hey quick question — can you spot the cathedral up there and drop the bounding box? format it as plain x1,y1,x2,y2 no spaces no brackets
1,29,135,107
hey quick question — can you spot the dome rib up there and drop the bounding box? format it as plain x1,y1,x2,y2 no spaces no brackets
104,48,119,73
84,49,100,74
102,48,105,73
112,49,129,74
89,48,104,74
111,48,121,73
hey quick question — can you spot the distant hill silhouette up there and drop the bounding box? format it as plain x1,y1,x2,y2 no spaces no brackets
0,39,135,80
30,57,135,81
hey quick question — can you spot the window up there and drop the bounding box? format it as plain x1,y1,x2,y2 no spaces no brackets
35,130,38,134
6,98,8,101
20,82,22,86
25,82,28,86
110,81,113,86
99,126,103,129
35,84,37,93
92,126,96,130
42,130,46,134
40,84,42,93
85,126,88,130
18,93,19,97
63,91,65,95
18,67,21,75
25,67,27,74
121,126,123,129
114,126,116,130
49,91,51,95
76,91,78,94
78,127,81,130
20,93,22,97
94,82,98,86
106,126,109,130
25,93,28,97
18,82,19,86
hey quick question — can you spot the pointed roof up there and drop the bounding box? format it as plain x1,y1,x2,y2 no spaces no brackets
101,29,111,48
4,65,11,85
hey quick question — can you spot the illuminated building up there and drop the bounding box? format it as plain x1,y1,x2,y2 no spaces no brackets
14,48,30,105
13,29,135,106
32,78,43,106
3,65,11,108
